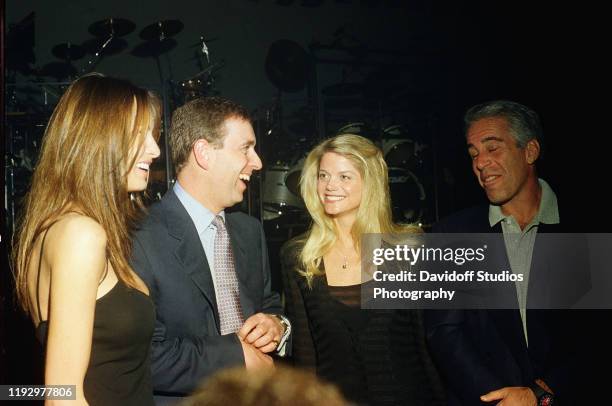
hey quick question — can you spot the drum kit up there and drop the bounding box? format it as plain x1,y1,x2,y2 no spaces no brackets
14,16,221,93
261,159,305,221
6,16,223,217
380,124,430,224
259,120,430,226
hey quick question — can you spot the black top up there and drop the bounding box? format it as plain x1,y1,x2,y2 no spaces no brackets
35,227,155,406
281,243,446,406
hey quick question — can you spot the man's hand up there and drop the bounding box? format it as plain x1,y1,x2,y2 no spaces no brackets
480,386,537,405
239,338,274,370
238,313,284,353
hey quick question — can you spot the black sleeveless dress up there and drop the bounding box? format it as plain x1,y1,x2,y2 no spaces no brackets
35,228,155,406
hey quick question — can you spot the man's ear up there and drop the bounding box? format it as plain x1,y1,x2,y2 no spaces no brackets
193,139,212,169
525,139,540,165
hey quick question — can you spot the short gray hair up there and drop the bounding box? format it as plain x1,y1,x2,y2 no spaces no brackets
464,100,543,149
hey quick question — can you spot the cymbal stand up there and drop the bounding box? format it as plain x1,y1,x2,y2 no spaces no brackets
151,31,175,191
80,35,114,74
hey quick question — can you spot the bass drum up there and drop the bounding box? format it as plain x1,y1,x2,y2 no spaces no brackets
262,163,304,221
284,157,304,199
388,167,426,224
381,125,427,171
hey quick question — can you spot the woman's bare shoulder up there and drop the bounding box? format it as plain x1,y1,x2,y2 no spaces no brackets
44,213,107,261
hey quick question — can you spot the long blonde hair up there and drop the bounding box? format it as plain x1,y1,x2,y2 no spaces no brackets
297,134,420,282
12,73,161,315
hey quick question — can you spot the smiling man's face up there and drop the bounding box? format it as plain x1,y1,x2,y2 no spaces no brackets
206,117,262,213
467,116,532,206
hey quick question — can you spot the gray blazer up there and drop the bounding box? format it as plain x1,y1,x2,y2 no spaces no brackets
131,189,282,399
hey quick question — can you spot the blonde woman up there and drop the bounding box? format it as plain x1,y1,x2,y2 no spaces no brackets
281,134,445,405
12,74,161,405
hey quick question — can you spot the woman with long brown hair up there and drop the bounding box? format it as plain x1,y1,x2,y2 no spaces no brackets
12,74,161,405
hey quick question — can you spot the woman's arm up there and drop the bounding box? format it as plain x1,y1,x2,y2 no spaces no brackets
44,216,108,405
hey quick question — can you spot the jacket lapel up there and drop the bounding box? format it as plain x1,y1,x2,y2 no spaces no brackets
162,191,220,328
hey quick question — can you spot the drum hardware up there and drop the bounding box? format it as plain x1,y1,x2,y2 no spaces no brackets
132,20,182,58
43,43,86,80
262,162,305,215
189,37,219,47
189,36,219,65
83,18,136,73
139,20,184,41
88,18,136,38
176,61,224,101
380,125,429,171
285,157,305,198
387,167,426,224
382,137,416,168
81,37,128,56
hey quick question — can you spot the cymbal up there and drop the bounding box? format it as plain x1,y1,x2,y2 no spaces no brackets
52,42,85,61
131,39,177,58
81,37,128,56
88,18,135,37
140,20,184,41
322,82,363,97
39,61,77,80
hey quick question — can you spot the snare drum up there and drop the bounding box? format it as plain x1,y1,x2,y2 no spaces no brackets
382,138,416,169
381,125,428,171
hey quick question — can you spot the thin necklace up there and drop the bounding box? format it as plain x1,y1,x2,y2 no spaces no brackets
337,243,354,271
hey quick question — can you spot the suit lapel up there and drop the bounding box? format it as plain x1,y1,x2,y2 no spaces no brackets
162,191,220,327
226,214,256,317
481,211,532,376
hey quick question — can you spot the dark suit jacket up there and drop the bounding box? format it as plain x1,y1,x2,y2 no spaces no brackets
425,205,591,405
131,189,282,399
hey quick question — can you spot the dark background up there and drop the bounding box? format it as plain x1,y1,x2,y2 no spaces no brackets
1,0,607,396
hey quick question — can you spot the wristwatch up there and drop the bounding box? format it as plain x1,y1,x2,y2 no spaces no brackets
529,383,554,406
271,314,291,353
272,314,290,335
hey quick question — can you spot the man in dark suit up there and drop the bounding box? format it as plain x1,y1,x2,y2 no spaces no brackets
131,97,290,403
426,100,588,405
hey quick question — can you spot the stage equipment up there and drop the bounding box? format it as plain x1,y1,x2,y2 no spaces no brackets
88,18,135,37
81,37,128,56
262,159,305,220
139,20,184,41
388,167,426,224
